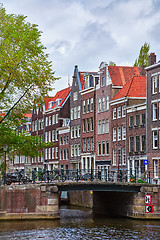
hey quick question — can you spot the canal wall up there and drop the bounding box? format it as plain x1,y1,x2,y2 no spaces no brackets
69,191,93,208
93,185,160,219
68,185,160,219
0,184,60,220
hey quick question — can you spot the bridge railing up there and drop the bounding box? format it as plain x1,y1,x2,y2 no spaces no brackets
1,169,160,185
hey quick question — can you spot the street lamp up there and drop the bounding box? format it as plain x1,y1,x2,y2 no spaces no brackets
3,144,8,185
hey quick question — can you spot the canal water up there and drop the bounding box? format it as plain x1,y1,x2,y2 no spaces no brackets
0,205,159,240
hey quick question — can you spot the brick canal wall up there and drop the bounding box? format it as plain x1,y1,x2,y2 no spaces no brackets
68,185,160,219
0,184,60,220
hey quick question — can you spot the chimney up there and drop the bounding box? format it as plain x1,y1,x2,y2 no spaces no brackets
148,53,156,66
140,63,146,76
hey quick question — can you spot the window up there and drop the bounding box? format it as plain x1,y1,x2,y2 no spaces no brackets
90,98,93,112
98,120,101,134
32,121,35,132
153,103,158,121
74,126,78,138
73,92,78,101
117,127,121,141
135,115,139,126
122,148,126,165
35,120,37,131
66,135,69,144
83,119,86,133
71,127,74,138
63,136,66,145
71,108,74,120
87,99,90,112
98,98,101,112
74,107,77,119
140,113,145,126
90,117,93,131
56,130,58,141
106,119,109,133
122,126,126,140
102,97,105,111
129,116,134,127
153,130,158,149
113,149,116,166
52,115,55,124
106,96,109,111
86,118,90,132
52,130,55,141
113,127,116,142
71,145,74,157
60,149,63,160
135,136,140,152
91,137,94,151
56,147,58,159
78,125,81,137
152,75,157,94
45,117,48,126
52,148,55,159
154,160,158,178
49,116,51,125
83,100,86,113
122,105,126,117
98,142,101,155
78,144,81,156
45,132,48,143
141,135,146,152
101,76,105,86
56,114,58,123
48,131,51,142
83,138,86,152
87,138,90,151
66,149,69,160
74,145,78,156
78,106,81,118
102,119,105,134
106,141,109,154
117,107,121,118
45,148,48,160
129,136,134,152
113,108,116,119
102,141,105,155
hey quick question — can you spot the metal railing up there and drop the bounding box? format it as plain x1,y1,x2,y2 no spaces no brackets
1,169,160,185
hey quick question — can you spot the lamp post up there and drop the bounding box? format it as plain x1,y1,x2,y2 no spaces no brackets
3,144,8,185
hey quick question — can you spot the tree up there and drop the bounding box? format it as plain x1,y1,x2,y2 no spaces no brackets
109,61,116,66
0,5,57,124
134,42,150,67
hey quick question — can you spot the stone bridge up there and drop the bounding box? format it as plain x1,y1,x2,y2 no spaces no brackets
0,182,159,220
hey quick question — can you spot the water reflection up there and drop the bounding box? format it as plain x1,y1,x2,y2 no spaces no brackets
0,205,159,239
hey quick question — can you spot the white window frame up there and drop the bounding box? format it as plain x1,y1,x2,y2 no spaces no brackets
98,120,101,134
122,148,126,165
106,96,109,111
78,106,81,118
154,159,159,178
87,99,90,112
102,97,105,112
56,114,58,124
90,98,93,112
113,149,116,166
71,108,74,120
152,75,157,94
153,103,158,121
98,98,101,113
113,127,116,142
117,107,121,118
122,126,126,140
117,126,121,141
153,130,158,149
83,100,85,114
52,115,55,124
113,108,116,119
73,92,78,101
122,105,126,117
74,107,77,119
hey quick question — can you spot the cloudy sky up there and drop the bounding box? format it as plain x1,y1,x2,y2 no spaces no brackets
2,0,160,94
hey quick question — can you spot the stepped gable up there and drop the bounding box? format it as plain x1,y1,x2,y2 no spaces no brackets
108,66,141,86
111,75,146,101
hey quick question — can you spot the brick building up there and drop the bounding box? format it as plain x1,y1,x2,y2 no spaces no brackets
80,72,99,172
146,53,160,183
110,75,146,178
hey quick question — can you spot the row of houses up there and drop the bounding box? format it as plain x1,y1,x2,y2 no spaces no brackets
12,52,160,183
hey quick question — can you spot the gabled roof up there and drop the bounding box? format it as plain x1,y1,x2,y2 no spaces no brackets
108,66,141,86
45,87,71,111
111,75,146,101
79,72,85,90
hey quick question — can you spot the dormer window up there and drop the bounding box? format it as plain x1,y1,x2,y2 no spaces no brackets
56,99,62,107
49,101,54,109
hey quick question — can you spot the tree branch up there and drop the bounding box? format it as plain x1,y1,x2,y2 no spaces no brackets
0,83,34,124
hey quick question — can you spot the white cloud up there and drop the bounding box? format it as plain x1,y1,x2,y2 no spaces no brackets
2,0,160,93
